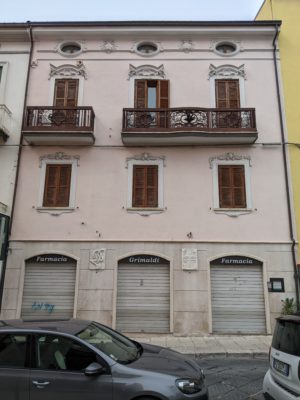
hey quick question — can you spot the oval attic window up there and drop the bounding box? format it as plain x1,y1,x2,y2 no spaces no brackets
215,42,237,55
136,42,158,56
60,43,82,55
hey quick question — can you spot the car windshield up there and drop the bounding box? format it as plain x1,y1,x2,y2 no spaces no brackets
76,322,141,364
272,320,300,356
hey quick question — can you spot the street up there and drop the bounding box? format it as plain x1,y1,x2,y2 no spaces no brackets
195,357,269,400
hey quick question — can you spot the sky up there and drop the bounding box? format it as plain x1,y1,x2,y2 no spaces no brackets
1,0,264,22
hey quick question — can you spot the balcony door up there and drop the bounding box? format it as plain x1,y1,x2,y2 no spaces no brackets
134,79,169,128
215,79,241,128
53,79,79,127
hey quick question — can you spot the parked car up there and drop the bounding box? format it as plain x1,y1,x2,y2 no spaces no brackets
263,315,300,400
0,318,209,400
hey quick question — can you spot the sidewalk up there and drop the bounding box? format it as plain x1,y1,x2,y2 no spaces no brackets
129,334,272,358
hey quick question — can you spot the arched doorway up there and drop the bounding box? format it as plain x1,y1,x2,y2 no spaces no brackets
21,254,76,319
116,254,170,333
210,255,267,334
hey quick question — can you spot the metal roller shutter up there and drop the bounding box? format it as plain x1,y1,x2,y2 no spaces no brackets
116,263,170,333
21,262,76,319
211,265,266,334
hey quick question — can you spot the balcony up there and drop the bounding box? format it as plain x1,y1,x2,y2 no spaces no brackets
0,105,12,143
22,107,95,145
122,108,257,146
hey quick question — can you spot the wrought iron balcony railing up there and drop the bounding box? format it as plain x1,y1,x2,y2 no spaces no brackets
122,107,256,131
23,106,95,132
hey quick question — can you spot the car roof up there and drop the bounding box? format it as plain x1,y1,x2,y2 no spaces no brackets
277,314,300,324
0,318,93,335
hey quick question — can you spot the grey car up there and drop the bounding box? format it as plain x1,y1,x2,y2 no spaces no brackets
0,318,209,400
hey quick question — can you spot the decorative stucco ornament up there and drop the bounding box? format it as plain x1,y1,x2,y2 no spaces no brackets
102,41,117,53
208,64,246,80
209,152,251,169
89,249,106,270
128,64,165,79
180,40,193,53
39,152,80,167
126,153,166,168
49,62,87,80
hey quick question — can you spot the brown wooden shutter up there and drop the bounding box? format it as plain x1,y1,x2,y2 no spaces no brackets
135,80,147,108
54,79,79,107
132,165,158,208
43,164,72,207
158,80,169,108
215,80,240,108
218,165,246,208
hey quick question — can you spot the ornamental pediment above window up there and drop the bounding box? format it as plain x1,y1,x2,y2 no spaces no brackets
208,64,246,80
49,61,87,80
128,64,165,79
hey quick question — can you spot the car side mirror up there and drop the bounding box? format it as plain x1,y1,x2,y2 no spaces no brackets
84,362,105,376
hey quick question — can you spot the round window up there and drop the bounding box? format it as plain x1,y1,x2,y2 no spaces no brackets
215,42,238,56
135,42,159,56
59,42,82,56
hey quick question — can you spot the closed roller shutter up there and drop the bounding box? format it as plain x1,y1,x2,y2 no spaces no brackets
211,265,266,334
116,263,170,333
21,262,76,319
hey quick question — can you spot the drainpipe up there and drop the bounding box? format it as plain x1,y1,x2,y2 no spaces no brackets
0,23,34,312
272,24,300,309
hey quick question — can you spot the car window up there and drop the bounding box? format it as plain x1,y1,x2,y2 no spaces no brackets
76,322,140,364
36,334,98,371
0,334,27,368
272,320,300,356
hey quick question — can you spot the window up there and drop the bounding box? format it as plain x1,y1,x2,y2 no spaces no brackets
132,165,158,208
54,79,79,107
0,334,27,368
135,79,169,109
218,165,246,208
215,79,240,108
36,335,98,371
134,41,160,57
58,41,82,57
214,41,239,56
43,164,71,208
210,152,252,214
126,154,164,213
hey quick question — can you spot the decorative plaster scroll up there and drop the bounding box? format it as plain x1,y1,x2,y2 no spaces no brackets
89,249,106,270
208,64,246,80
179,40,193,53
39,152,80,167
49,61,87,80
101,40,117,53
126,152,166,168
182,248,198,270
128,64,165,79
209,152,251,169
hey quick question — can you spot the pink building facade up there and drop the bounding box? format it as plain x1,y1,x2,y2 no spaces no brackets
1,21,296,334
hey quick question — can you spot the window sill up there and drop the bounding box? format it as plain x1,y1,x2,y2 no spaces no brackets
126,207,165,216
213,208,253,217
36,207,75,215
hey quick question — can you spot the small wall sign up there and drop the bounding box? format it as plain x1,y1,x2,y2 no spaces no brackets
182,248,198,270
211,255,263,266
120,255,169,265
27,254,74,263
268,278,285,293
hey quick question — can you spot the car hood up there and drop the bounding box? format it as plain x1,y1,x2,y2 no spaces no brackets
128,342,201,379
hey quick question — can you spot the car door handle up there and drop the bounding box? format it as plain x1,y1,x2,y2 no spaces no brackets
32,380,50,389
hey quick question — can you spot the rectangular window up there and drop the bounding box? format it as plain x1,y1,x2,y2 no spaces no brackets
132,165,158,208
218,165,246,208
0,334,27,368
54,79,79,107
215,79,240,108
43,164,72,207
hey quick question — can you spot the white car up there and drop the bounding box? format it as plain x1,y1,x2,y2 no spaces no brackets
263,315,300,400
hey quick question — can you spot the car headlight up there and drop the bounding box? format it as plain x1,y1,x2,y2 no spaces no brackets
176,378,203,394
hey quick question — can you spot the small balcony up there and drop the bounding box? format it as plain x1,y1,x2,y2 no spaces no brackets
122,108,257,146
22,106,95,145
0,104,12,143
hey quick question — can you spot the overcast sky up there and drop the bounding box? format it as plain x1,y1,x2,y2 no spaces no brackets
1,0,264,22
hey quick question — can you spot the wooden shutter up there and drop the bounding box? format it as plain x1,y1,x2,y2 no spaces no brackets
135,80,147,108
43,164,72,207
132,165,158,208
158,80,169,108
215,80,240,108
218,165,246,208
54,79,79,107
